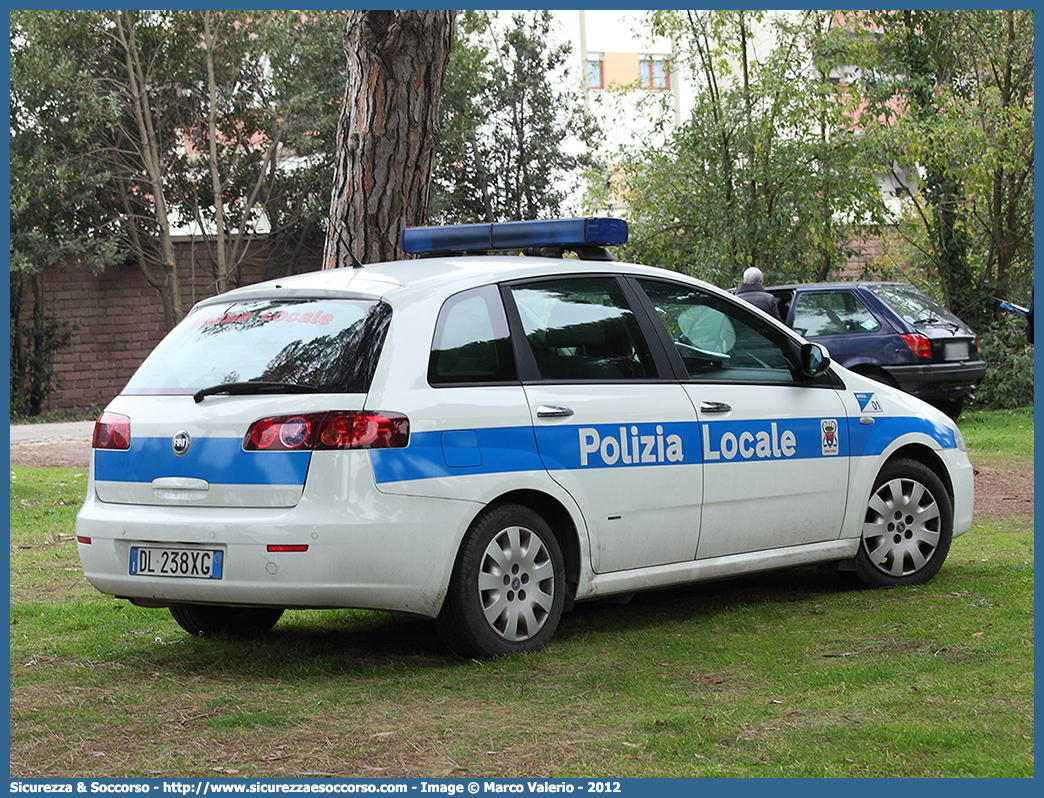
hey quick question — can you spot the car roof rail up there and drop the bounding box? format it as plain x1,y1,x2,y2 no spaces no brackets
401,217,628,261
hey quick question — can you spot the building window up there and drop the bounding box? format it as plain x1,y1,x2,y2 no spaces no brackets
639,56,669,90
586,55,604,89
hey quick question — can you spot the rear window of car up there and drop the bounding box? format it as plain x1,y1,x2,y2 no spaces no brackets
123,299,390,396
428,286,517,385
868,284,965,328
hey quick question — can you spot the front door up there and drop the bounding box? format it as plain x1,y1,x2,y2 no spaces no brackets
635,278,851,560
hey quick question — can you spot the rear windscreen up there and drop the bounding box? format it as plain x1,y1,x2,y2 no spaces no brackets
868,284,965,329
123,299,391,396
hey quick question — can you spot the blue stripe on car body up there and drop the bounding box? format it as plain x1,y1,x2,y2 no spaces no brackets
370,426,543,484
95,437,311,485
95,416,956,487
847,415,956,456
372,416,956,485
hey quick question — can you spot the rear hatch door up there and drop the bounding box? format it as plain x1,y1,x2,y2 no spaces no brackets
93,296,389,508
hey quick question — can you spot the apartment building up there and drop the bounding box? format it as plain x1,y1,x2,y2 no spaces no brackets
556,10,684,154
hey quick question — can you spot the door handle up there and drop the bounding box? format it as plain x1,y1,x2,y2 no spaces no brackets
699,401,732,414
536,405,575,418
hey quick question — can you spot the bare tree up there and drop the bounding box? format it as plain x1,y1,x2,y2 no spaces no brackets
111,10,188,329
198,10,282,294
323,10,455,268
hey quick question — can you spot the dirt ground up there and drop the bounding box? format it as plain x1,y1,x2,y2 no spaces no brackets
10,440,93,470
971,460,1034,519
9,438,1033,520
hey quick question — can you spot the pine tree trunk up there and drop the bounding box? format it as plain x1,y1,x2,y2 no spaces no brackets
323,10,455,269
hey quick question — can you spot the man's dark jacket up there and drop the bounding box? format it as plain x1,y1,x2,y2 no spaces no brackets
735,282,781,320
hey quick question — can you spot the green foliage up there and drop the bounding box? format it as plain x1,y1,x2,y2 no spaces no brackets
825,10,1034,329
9,11,123,272
971,314,1034,410
598,10,1032,327
430,11,602,224
10,9,346,334
610,11,888,287
10,11,122,417
9,275,77,419
264,11,343,232
427,11,495,224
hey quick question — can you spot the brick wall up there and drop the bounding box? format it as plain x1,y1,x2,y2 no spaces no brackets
14,241,320,416
840,227,898,279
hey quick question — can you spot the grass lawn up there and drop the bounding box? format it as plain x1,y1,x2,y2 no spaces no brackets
8,408,1033,778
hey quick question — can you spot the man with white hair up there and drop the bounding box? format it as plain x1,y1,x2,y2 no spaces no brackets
735,267,781,320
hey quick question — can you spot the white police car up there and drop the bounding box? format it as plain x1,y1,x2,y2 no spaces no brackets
76,218,974,658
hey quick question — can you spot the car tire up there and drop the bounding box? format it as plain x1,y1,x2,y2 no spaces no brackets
850,458,953,588
435,503,565,659
932,396,965,420
169,604,284,636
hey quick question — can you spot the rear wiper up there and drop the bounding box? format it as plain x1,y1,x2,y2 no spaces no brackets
914,315,959,332
193,381,316,404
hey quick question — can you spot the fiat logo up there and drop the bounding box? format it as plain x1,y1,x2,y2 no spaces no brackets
172,430,191,456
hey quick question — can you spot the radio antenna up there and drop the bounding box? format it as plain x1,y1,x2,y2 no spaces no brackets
337,228,365,269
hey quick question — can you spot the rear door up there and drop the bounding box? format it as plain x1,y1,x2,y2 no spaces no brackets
504,275,704,573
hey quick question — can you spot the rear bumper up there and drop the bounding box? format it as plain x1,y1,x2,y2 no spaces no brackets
885,360,986,400
75,467,475,618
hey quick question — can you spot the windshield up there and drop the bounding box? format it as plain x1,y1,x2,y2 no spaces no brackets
868,284,965,329
123,298,390,396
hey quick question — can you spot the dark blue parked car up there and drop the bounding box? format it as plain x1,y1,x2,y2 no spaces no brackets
766,282,985,418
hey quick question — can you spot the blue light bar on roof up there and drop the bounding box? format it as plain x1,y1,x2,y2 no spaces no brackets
401,217,628,255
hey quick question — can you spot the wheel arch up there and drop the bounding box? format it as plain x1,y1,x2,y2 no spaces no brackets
848,363,899,388
488,488,582,608
883,442,955,506
845,448,956,587
837,442,956,581
842,437,957,548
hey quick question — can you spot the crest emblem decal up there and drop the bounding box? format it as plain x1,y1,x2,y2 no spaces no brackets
821,419,839,456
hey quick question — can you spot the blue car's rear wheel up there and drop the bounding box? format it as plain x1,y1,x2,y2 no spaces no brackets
931,396,966,420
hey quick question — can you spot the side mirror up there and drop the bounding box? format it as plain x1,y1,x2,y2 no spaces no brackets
800,342,831,378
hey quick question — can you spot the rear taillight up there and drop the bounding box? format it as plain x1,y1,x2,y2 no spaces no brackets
244,412,409,451
900,333,933,359
93,412,131,450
